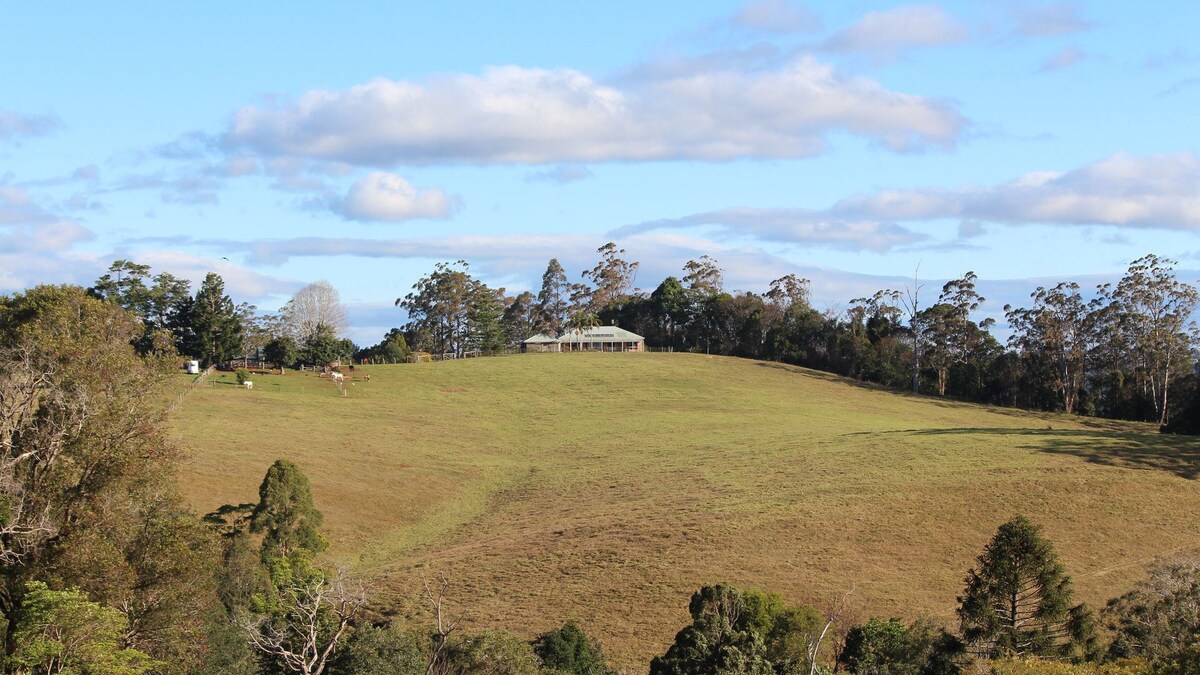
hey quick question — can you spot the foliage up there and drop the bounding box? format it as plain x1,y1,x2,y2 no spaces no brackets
440,629,541,675
1104,558,1200,664
6,580,160,674
533,621,609,675
250,460,328,562
330,623,426,675
302,323,353,367
957,516,1091,661
839,617,965,675
649,584,775,675
986,659,1149,674
182,273,244,366
265,335,300,370
536,258,571,338
237,367,252,384
355,328,411,364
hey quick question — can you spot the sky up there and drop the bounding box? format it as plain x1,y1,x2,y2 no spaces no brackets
2,1,1199,345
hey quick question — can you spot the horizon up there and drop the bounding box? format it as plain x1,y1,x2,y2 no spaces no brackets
2,2,1198,345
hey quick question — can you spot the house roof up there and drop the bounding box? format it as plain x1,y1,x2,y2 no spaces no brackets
557,325,645,342
522,332,560,344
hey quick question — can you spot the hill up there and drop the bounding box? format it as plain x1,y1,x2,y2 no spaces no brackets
170,353,1200,668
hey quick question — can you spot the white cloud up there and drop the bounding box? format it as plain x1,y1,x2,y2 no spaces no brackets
0,110,62,141
0,186,95,253
525,166,594,184
330,172,459,222
731,0,820,34
831,152,1200,229
129,250,300,300
613,208,926,252
613,153,1200,249
1039,46,1086,72
222,59,965,165
823,5,968,59
1010,3,1091,37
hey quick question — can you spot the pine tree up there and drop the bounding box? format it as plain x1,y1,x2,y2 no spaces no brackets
957,515,1093,660
249,460,328,562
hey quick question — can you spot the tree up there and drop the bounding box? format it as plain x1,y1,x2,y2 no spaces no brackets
250,460,328,562
356,328,411,364
302,323,351,367
1110,255,1198,425
838,617,965,675
683,256,723,295
650,584,774,675
399,261,475,357
532,621,608,675
581,243,639,315
467,281,507,353
331,623,426,675
6,580,159,674
536,259,571,337
919,272,997,397
266,335,300,370
0,285,227,670
1105,558,1200,665
184,273,244,366
957,516,1093,660
502,291,538,347
243,558,367,675
90,259,152,317
1005,283,1092,415
284,281,349,341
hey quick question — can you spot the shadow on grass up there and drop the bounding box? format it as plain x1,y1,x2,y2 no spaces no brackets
909,427,1200,480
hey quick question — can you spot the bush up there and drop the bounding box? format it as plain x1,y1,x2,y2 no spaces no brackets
533,621,608,675
235,367,251,384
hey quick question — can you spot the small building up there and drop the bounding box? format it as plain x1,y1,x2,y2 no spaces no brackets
185,360,200,374
556,326,645,353
521,333,561,353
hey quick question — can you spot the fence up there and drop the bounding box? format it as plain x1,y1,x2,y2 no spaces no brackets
167,364,216,412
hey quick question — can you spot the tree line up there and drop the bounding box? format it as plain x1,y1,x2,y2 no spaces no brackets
85,250,1199,431
1,284,1198,673
393,248,1198,432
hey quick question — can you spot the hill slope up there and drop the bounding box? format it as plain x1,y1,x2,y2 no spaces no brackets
171,353,1200,667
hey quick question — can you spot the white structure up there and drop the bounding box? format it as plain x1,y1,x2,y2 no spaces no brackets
186,360,200,374
523,326,645,353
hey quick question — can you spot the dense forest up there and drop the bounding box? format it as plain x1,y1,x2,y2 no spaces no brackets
2,283,1200,673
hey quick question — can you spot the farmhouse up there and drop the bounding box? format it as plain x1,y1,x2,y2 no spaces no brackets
522,325,645,353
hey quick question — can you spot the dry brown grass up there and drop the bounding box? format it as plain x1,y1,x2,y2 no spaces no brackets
170,353,1200,669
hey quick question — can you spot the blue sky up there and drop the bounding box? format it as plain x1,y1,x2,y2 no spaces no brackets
2,2,1198,344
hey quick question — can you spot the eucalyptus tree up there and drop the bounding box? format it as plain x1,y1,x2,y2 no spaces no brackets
1005,282,1092,414
536,258,570,337
398,261,475,357
1110,254,1198,425
581,242,639,314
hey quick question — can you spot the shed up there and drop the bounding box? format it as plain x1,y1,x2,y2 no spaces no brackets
521,333,561,353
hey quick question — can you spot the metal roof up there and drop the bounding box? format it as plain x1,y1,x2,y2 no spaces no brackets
556,325,645,342
522,332,560,344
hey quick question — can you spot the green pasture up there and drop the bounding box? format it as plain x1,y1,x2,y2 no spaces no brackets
169,353,1200,668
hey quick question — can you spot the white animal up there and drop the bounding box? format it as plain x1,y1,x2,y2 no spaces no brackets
244,381,254,390
331,372,344,382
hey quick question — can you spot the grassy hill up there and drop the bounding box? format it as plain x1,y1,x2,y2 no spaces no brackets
170,353,1200,668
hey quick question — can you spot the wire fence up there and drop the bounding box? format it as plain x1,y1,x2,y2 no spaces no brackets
167,364,216,412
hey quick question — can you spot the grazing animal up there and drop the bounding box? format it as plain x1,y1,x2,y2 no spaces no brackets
244,381,253,390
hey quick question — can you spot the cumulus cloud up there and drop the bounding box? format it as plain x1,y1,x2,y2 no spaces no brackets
329,172,459,222
222,59,965,166
731,0,820,34
0,110,62,142
823,5,968,59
